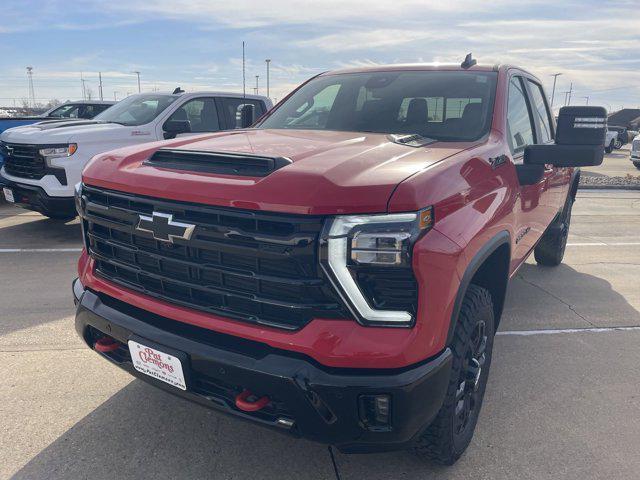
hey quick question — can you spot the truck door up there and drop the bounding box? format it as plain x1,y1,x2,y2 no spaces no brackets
506,75,556,266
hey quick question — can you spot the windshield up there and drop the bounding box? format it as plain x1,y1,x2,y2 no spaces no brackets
94,94,179,126
258,70,498,142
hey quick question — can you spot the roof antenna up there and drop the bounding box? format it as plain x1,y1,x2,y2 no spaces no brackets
461,53,477,69
172,87,185,94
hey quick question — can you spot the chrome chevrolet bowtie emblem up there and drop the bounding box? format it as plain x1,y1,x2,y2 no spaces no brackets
136,212,195,243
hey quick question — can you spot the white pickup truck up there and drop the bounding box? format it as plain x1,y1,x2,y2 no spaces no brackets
0,91,271,218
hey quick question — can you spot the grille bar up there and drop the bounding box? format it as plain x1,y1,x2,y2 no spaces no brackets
82,185,349,330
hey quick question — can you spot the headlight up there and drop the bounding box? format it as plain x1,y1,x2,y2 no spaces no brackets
321,208,433,326
39,143,77,159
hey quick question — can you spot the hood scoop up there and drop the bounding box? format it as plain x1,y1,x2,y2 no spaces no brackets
387,133,436,148
144,149,292,177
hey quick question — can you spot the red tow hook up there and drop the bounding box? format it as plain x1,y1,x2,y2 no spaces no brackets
94,337,120,353
235,390,271,412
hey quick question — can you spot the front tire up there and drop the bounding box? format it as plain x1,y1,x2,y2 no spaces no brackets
605,140,614,154
614,139,623,149
412,285,494,465
534,196,573,266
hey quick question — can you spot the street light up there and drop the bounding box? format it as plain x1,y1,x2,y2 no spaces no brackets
132,71,141,93
550,73,562,108
255,75,259,95
265,59,271,99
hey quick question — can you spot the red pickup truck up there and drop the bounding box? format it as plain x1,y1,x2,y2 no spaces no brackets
73,58,605,464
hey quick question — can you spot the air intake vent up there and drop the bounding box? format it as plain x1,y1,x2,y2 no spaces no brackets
144,149,292,177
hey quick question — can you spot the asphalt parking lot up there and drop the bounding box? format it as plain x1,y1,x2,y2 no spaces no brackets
1,179,639,478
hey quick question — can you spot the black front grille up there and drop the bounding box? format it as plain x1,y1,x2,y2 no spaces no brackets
1,142,46,179
81,185,349,330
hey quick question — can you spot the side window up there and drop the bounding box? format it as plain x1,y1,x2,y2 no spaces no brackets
218,98,266,129
167,98,220,133
79,105,96,119
526,80,554,143
507,77,535,155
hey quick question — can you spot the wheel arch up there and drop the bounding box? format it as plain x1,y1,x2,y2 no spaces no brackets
446,231,511,345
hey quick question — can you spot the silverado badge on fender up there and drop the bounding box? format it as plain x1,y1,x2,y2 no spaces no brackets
136,212,195,243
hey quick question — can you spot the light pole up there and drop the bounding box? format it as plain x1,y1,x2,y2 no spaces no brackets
132,71,141,93
549,73,562,108
265,59,271,99
255,75,259,95
582,96,589,105
113,91,118,101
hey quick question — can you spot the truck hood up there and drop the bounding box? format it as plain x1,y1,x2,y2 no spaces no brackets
83,129,472,215
1,120,128,144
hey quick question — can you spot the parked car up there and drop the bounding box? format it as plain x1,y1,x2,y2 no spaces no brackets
608,125,631,148
631,136,640,169
605,129,618,153
0,100,116,135
0,92,271,217
70,60,604,464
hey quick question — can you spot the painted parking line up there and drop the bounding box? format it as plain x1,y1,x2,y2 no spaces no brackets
566,242,640,246
498,326,640,336
0,248,83,253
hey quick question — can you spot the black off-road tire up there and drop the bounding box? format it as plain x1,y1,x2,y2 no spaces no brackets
633,161,640,170
614,139,623,149
412,284,495,465
605,140,614,154
534,196,573,266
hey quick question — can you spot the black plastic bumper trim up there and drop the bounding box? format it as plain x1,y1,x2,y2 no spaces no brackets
74,285,452,452
0,175,75,216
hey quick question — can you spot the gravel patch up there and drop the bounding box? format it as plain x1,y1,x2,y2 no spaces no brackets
580,172,640,190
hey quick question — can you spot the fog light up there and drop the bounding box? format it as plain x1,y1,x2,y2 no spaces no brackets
358,394,391,430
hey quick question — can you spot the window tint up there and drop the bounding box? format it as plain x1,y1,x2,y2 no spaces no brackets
49,104,80,118
258,71,498,142
218,98,266,129
507,77,535,155
167,98,220,132
527,80,553,143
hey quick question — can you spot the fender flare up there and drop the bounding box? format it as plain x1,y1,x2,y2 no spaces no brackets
446,230,511,345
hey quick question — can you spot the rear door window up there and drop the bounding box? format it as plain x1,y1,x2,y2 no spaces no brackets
217,98,266,129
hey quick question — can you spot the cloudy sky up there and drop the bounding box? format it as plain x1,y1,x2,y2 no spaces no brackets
1,0,639,111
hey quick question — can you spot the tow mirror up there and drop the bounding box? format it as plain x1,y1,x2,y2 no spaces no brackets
163,119,191,139
524,106,606,167
240,104,255,128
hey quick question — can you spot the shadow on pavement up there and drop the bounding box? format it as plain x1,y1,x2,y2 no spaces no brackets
0,212,81,248
504,263,640,328
11,380,337,480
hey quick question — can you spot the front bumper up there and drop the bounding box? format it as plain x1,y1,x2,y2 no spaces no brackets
0,175,75,216
73,279,452,453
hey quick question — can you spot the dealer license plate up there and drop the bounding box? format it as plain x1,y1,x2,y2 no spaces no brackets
3,187,14,203
128,340,187,390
